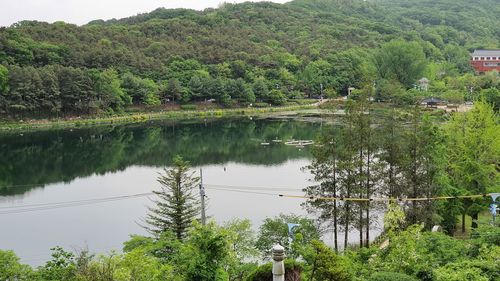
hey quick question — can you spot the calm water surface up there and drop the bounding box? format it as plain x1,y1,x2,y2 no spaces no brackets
0,118,328,265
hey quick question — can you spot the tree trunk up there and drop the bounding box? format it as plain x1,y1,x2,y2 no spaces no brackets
344,200,349,250
359,203,363,247
333,151,338,252
333,183,338,252
471,212,479,229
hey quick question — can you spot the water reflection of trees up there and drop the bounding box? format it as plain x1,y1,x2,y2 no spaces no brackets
0,118,321,195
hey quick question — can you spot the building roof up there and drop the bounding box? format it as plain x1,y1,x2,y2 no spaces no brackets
472,50,500,57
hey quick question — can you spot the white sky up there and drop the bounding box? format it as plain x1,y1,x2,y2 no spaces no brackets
0,0,291,27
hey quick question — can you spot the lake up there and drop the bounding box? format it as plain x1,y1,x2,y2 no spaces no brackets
0,117,336,265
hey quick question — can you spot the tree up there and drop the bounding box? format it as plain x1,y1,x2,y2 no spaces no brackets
444,101,499,230
300,240,351,281
304,127,343,252
255,214,320,258
301,59,334,97
164,78,184,103
0,250,32,280
224,219,259,281
480,88,499,112
267,89,287,105
121,72,160,105
224,219,259,261
226,78,255,103
183,221,231,281
379,109,405,198
0,65,7,94
373,40,427,88
93,68,131,111
252,77,269,102
37,247,77,281
401,109,444,227
144,156,200,239
188,75,205,101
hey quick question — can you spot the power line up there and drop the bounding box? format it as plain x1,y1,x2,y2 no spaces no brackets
0,192,153,215
208,187,283,196
0,183,496,215
279,193,491,202
205,184,302,192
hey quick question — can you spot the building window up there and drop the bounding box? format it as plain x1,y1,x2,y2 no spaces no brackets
481,57,485,60
487,57,491,60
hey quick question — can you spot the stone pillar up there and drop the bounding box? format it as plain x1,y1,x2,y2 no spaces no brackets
272,244,285,281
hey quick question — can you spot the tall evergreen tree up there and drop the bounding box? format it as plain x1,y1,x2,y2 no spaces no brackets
401,107,443,227
145,156,200,239
444,101,499,230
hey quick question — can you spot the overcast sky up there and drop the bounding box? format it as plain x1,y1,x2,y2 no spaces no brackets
0,0,291,27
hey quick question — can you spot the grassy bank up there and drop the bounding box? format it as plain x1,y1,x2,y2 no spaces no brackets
0,104,318,132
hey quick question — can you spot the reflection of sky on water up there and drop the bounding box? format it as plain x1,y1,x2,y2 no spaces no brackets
0,160,313,266
0,159,383,266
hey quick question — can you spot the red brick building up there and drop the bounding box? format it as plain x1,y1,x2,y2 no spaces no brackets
470,50,500,73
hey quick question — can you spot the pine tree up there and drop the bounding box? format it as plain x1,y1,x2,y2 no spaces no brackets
144,156,200,239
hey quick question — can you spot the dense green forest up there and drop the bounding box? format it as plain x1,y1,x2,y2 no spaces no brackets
0,0,499,117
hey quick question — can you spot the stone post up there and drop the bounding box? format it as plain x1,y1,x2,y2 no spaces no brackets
272,244,285,281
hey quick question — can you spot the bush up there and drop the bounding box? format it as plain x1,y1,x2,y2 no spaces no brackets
180,104,197,110
253,102,270,108
244,260,303,281
292,99,316,105
369,271,418,281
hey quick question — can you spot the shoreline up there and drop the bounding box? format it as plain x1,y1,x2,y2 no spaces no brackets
0,104,320,132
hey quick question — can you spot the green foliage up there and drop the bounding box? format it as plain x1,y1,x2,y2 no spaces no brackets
300,240,351,281
374,40,427,88
144,156,200,239
255,213,320,258
114,248,175,281
37,247,77,281
93,69,131,110
183,221,231,281
1,0,499,117
224,219,259,261
252,78,269,102
180,104,197,110
480,87,499,112
384,201,406,235
368,271,418,281
0,65,7,94
122,72,160,105
243,259,303,281
0,249,32,280
444,101,499,229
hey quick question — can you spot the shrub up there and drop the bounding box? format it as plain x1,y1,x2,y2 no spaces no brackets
253,102,270,108
244,260,303,281
180,104,197,110
369,271,418,281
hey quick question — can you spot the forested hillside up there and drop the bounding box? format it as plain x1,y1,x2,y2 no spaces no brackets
0,0,498,116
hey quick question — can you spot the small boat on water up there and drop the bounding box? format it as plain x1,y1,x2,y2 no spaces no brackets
272,139,282,143
285,140,314,146
261,142,270,146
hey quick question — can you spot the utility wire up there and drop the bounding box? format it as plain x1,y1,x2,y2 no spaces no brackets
0,184,496,215
279,193,491,202
0,192,153,215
